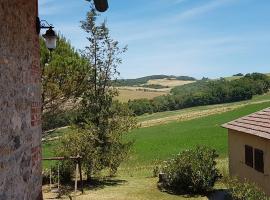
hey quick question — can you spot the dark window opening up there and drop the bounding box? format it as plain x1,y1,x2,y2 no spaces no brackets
254,149,264,173
245,145,253,168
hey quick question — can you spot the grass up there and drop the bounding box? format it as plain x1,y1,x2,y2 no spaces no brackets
42,97,270,169
138,92,270,122
42,96,270,199
124,101,270,167
43,176,208,200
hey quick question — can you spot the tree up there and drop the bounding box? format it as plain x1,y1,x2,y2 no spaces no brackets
57,6,137,179
41,36,89,112
40,36,90,130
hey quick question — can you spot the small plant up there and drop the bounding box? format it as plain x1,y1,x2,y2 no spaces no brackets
225,177,269,200
158,146,221,195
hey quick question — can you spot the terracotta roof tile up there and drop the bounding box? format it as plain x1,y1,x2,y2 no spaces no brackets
222,107,270,140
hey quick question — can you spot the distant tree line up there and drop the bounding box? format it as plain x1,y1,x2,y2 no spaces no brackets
141,84,169,89
233,73,244,77
114,75,196,86
128,73,270,115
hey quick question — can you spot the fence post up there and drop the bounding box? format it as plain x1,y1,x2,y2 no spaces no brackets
78,159,83,194
74,162,79,193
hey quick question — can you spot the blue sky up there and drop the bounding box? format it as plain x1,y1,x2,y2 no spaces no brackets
39,0,270,79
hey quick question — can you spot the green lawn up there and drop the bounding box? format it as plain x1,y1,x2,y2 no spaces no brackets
43,99,270,170
124,101,270,168
42,99,270,199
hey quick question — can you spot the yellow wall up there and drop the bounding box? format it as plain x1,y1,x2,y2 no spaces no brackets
228,129,270,195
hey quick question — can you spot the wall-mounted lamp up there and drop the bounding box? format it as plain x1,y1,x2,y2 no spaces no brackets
93,0,109,12
36,17,57,51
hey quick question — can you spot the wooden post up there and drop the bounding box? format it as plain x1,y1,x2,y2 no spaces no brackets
57,163,60,190
78,159,83,194
74,162,79,193
49,167,52,190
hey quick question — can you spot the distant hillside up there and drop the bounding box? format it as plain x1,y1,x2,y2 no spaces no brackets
115,75,196,86
222,72,269,81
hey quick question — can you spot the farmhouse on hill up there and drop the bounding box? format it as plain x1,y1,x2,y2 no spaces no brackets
222,108,270,195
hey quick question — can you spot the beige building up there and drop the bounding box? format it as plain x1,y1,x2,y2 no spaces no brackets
222,108,270,195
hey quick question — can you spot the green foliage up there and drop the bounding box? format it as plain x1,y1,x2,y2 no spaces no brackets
158,146,221,195
128,99,154,115
225,177,269,200
42,161,73,184
114,75,196,86
51,161,74,183
56,127,99,178
41,36,89,111
233,73,244,76
129,73,270,116
56,7,137,180
42,109,80,131
141,84,169,89
40,35,90,130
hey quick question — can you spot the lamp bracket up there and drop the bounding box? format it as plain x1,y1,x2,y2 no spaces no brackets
36,17,54,34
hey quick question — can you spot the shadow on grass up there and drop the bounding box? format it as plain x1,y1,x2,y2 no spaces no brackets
158,184,231,200
207,189,232,200
50,178,127,197
87,178,127,190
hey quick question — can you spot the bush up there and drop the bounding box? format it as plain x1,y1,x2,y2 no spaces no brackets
42,168,51,185
42,109,80,131
158,146,221,195
50,161,74,183
225,177,269,200
42,161,74,185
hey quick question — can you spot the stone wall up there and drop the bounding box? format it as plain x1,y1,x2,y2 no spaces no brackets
0,0,42,199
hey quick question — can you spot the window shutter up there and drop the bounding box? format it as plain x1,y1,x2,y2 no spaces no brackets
254,149,264,173
245,145,253,168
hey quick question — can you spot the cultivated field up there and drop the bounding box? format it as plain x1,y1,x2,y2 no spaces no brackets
146,78,195,87
115,78,195,102
116,88,168,102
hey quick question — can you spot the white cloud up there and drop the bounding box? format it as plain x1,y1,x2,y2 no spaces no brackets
173,0,235,21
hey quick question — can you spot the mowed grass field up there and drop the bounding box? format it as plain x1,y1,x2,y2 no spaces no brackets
138,92,270,126
123,101,270,167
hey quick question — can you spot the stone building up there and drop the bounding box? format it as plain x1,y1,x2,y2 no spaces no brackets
0,0,108,199
0,0,43,199
222,108,270,196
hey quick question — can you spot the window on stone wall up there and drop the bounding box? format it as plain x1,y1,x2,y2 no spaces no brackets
245,145,253,168
254,148,264,173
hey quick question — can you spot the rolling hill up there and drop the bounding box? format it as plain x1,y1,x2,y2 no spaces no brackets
115,75,196,87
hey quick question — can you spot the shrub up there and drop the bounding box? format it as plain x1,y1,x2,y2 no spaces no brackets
225,177,269,200
42,168,51,185
42,162,74,185
42,109,80,131
51,161,74,183
158,146,221,195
